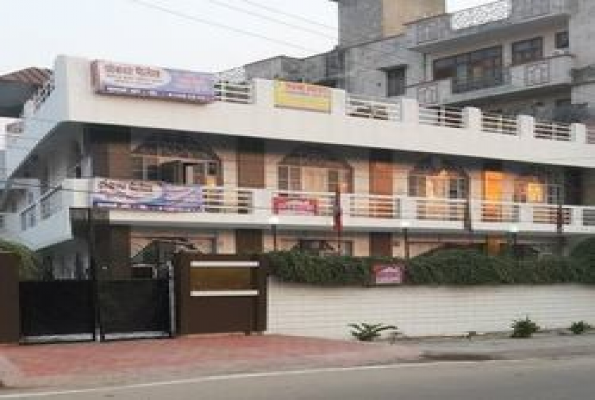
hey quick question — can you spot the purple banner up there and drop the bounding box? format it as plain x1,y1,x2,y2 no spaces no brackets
92,179,203,212
92,60,216,103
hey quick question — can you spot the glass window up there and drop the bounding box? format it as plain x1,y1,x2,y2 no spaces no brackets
386,67,406,97
555,31,569,49
512,37,543,64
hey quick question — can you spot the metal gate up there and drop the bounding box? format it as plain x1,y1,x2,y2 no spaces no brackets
19,278,173,343
19,281,96,343
98,279,172,340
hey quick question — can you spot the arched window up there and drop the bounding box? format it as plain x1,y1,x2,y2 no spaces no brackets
131,131,221,185
514,168,562,204
278,145,352,193
408,157,468,199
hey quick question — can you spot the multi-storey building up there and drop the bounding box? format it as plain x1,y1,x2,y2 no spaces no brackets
0,53,593,279
0,0,594,279
246,0,595,122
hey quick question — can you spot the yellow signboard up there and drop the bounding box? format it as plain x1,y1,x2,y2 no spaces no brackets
274,81,332,113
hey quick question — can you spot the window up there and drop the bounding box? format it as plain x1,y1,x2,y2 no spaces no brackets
512,37,543,64
131,132,220,185
433,46,503,92
386,67,406,97
277,146,352,193
294,239,353,256
408,158,468,200
513,169,562,204
555,31,569,49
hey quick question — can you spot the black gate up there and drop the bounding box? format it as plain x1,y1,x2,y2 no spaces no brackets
19,281,96,342
19,278,172,343
99,279,172,340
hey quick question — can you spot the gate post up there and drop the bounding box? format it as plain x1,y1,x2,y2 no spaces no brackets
0,252,20,344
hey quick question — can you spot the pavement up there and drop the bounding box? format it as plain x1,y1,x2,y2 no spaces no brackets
0,335,419,391
1,331,595,393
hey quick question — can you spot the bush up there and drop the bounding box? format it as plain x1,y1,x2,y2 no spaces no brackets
0,239,41,280
266,251,397,286
570,321,592,335
348,323,398,342
570,237,595,284
511,316,540,338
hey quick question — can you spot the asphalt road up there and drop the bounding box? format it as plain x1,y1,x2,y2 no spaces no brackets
4,357,595,400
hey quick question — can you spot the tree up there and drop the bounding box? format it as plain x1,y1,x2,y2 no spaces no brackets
0,239,41,280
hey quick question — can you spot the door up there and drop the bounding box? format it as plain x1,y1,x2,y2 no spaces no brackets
483,171,504,221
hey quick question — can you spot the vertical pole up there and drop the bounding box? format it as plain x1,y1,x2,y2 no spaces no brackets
513,232,519,264
403,228,410,261
87,207,103,342
272,224,278,252
556,185,565,257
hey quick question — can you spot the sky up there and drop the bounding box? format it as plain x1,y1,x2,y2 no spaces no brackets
0,0,492,74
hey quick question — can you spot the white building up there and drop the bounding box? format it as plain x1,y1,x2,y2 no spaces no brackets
0,54,593,279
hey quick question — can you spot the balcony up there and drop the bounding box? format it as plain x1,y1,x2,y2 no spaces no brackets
408,0,570,51
408,55,574,106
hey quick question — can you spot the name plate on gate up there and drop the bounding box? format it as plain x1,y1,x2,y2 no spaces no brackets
189,261,259,297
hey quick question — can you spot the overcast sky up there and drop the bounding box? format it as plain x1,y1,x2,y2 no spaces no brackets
0,0,491,74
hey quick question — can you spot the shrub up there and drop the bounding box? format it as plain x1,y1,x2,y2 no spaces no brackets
570,321,592,335
266,251,398,286
0,239,41,280
407,249,516,286
511,316,540,338
348,323,398,342
570,237,595,284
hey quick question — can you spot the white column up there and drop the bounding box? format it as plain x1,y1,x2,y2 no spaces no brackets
253,188,272,222
400,196,417,223
253,79,275,109
571,123,587,143
399,98,420,125
332,88,347,117
463,107,482,131
517,115,535,139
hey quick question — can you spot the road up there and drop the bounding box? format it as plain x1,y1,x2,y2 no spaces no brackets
3,357,595,400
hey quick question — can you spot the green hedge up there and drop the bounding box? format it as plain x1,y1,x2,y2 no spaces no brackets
407,249,583,286
0,239,42,280
266,248,594,286
266,251,396,286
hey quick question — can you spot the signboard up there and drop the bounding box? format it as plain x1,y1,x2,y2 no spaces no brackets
91,60,216,103
274,81,332,113
273,197,318,216
92,179,203,212
371,263,406,286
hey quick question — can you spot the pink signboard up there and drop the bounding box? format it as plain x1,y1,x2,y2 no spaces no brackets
372,264,406,285
273,197,318,216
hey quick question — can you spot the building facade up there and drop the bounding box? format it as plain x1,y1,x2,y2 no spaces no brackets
246,0,595,123
0,0,595,279
0,54,593,279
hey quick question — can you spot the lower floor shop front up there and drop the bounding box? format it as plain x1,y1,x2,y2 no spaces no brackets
40,225,564,280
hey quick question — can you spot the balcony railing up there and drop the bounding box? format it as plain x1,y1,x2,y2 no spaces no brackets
411,0,569,46
418,106,464,128
347,95,401,121
482,112,519,135
452,71,509,94
534,120,573,141
214,81,253,104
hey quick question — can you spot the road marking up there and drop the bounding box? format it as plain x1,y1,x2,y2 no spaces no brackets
0,359,527,399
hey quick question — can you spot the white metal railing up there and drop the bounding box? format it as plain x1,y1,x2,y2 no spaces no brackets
419,106,464,128
411,197,467,221
480,201,520,223
583,208,595,226
534,120,573,141
215,81,253,104
587,129,595,144
482,112,518,135
20,204,37,231
532,204,572,225
40,186,63,220
349,194,399,219
0,214,5,230
201,187,254,213
346,95,402,121
29,75,55,114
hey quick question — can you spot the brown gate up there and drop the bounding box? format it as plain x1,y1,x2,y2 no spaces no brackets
174,253,267,335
